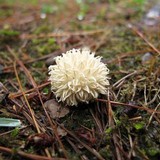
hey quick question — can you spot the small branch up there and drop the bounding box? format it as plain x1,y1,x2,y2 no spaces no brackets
7,46,68,159
108,49,159,64
0,146,66,160
128,24,160,56
107,90,122,160
113,70,140,88
66,138,88,160
57,122,105,160
146,103,160,128
9,81,50,99
20,29,106,40
97,99,160,114
147,89,160,105
13,62,41,134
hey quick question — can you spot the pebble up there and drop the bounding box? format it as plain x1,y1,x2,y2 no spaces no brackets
141,52,153,64
144,2,160,26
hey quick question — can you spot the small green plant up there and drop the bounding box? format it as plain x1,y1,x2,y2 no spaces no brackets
0,29,19,37
11,128,20,138
134,121,145,130
76,0,89,20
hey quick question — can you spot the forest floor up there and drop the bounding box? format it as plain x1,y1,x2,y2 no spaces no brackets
0,0,160,160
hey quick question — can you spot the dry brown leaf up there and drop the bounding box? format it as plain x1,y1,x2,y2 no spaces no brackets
57,126,67,137
44,99,69,119
25,133,54,149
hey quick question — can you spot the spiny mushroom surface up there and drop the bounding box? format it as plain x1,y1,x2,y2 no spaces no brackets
48,48,110,106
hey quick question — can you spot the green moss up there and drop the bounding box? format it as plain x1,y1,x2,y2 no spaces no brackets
33,25,53,35
99,145,112,159
0,8,13,18
134,121,145,130
0,0,38,5
42,87,50,94
147,148,160,156
11,128,20,138
31,38,59,56
0,28,20,43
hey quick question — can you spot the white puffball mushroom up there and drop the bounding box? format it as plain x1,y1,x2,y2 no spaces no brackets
48,48,110,106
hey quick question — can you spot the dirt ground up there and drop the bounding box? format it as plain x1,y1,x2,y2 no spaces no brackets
0,0,160,160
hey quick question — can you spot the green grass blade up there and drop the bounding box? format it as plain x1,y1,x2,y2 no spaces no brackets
0,118,21,127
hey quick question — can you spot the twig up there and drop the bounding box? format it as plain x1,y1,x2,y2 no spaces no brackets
90,108,103,133
146,103,160,128
3,44,80,74
13,62,40,133
7,46,68,159
108,48,159,64
135,146,150,160
0,146,66,160
20,29,106,40
147,89,160,105
97,99,160,114
113,70,140,88
13,60,51,157
0,125,30,137
115,142,130,160
92,30,111,52
56,122,105,160
128,128,136,158
9,81,50,99
107,90,122,160
144,84,148,105
129,116,142,121
128,24,160,56
8,46,51,157
66,138,88,160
